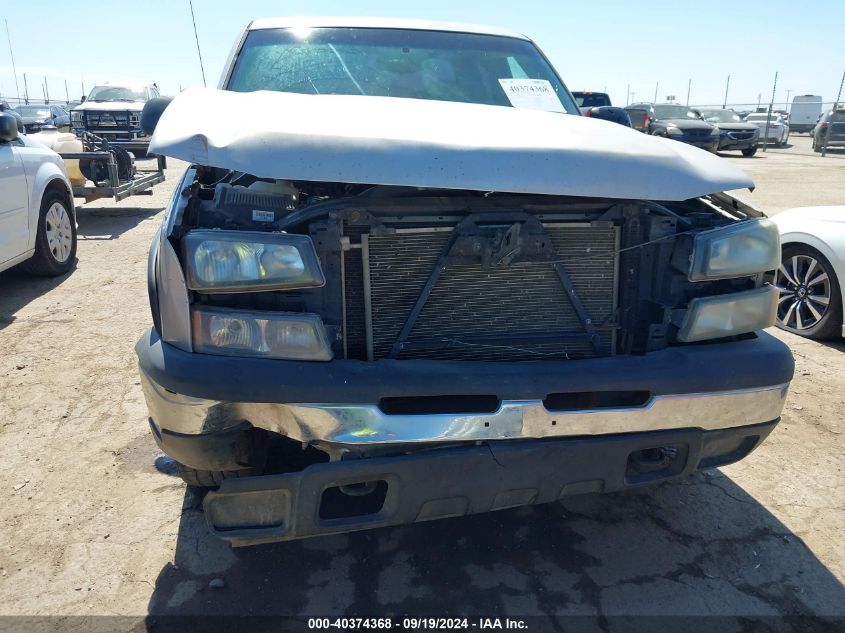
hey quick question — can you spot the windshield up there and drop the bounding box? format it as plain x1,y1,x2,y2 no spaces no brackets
15,106,51,117
573,93,611,108
701,110,741,123
86,86,148,102
228,27,579,114
654,105,699,120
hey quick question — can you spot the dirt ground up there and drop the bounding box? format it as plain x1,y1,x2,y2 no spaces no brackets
0,136,844,630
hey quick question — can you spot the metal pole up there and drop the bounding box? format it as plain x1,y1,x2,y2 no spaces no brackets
4,20,21,103
723,75,730,108
65,80,69,104
44,77,50,103
23,73,29,104
653,82,659,103
626,83,630,106
686,79,691,106
188,0,207,87
762,71,778,152
821,67,845,158
784,89,792,112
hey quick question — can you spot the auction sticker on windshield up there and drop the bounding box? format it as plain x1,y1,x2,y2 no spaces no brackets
498,79,564,113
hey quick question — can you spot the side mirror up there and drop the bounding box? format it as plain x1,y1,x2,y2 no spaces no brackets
0,113,19,142
80,96,86,103
141,97,173,136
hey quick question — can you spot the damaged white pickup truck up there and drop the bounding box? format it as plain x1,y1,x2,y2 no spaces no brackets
136,17,793,546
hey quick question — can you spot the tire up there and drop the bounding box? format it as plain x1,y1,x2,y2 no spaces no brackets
773,244,842,340
22,189,76,276
175,463,260,488
741,146,758,157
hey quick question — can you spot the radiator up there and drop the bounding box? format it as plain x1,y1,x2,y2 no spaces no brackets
344,225,618,361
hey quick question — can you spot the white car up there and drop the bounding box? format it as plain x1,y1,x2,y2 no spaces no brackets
745,112,790,146
770,206,844,339
0,112,77,277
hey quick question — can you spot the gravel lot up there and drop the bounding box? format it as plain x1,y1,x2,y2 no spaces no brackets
0,136,843,629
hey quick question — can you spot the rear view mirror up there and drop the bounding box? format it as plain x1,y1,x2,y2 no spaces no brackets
141,97,173,136
0,113,19,143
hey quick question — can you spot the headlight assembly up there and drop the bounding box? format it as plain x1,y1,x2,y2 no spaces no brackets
184,230,325,292
677,286,778,343
192,308,333,361
666,126,684,136
689,219,780,281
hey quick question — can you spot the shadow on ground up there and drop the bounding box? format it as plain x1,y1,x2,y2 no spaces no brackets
145,470,844,630
0,265,75,331
76,205,162,240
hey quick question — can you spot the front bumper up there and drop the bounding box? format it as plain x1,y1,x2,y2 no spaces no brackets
680,137,720,150
204,421,778,546
718,135,758,151
137,327,792,448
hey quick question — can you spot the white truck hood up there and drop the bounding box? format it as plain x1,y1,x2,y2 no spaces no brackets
150,87,754,201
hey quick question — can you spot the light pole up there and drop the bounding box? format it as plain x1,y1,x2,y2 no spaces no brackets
723,75,730,108
784,89,792,112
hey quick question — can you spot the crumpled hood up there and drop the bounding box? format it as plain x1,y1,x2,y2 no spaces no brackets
150,87,754,201
73,100,145,112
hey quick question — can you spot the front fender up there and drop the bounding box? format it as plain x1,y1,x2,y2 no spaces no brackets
24,153,74,250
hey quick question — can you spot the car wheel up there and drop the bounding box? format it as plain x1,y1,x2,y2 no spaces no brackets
741,146,758,157
773,245,842,340
22,190,77,277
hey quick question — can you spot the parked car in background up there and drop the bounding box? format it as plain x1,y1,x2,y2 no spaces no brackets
0,100,24,133
745,112,790,146
0,113,77,277
770,206,844,339
71,83,161,155
812,107,845,152
625,102,720,150
572,91,612,112
583,106,632,127
13,103,71,134
136,17,791,547
699,108,759,156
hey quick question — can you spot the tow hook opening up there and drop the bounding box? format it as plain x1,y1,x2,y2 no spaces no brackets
319,479,389,520
625,443,688,484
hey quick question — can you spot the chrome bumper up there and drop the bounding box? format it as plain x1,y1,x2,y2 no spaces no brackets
140,372,789,446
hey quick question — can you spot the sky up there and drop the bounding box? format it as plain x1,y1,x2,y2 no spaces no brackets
1,0,843,108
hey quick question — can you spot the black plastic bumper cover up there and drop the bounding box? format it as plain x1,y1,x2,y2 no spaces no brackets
204,421,778,546
136,329,794,404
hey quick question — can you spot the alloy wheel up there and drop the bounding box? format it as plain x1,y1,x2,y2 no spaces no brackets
774,254,831,330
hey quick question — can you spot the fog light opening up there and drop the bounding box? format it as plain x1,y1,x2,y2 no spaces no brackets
625,443,688,484
319,480,388,520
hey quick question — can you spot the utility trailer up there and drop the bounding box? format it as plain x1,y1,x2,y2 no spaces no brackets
59,132,166,203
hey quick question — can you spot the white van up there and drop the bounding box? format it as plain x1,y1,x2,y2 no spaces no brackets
790,95,822,133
